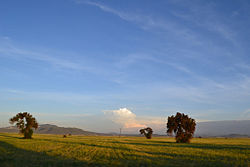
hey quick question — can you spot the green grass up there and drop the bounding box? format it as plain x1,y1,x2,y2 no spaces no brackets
0,133,249,167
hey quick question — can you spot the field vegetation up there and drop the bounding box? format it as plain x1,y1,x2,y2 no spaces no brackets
0,133,249,167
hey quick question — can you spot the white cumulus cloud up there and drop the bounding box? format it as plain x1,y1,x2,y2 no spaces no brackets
103,108,146,128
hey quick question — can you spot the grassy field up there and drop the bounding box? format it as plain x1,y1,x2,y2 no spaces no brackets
0,133,249,167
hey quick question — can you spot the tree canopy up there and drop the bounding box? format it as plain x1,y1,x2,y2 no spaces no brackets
10,112,38,139
139,127,153,139
166,112,196,143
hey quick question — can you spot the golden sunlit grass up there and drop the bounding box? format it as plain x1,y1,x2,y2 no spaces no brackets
0,133,249,167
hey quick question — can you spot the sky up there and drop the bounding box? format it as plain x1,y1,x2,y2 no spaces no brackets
0,0,250,134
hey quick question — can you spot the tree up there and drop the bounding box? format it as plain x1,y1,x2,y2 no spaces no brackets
9,112,38,139
166,112,196,143
139,127,153,139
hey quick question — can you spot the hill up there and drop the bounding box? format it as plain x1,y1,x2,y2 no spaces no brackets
0,124,101,136
36,124,102,135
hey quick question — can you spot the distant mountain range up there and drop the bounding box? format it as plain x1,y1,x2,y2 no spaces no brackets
0,124,103,136
0,120,249,137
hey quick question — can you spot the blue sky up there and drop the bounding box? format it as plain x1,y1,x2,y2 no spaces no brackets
0,0,250,133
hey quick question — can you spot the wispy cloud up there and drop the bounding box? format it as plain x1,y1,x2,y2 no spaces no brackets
113,52,242,94
114,53,194,76
76,0,150,24
1,89,102,104
76,0,244,78
153,75,250,104
169,1,238,45
79,0,241,50
76,0,202,45
0,38,91,71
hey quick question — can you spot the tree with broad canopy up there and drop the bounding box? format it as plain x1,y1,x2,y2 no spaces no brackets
140,127,153,139
10,112,38,139
166,112,196,143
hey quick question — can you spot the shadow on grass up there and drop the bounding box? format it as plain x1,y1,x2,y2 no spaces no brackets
170,142,250,150
1,133,249,151
0,134,248,167
108,140,249,151
0,141,97,167
0,141,238,167
27,137,247,164
14,133,248,153
0,133,24,139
